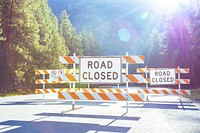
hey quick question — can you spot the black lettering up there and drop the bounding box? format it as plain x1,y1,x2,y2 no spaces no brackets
83,72,87,79
152,78,156,83
107,72,112,80
94,61,99,69
163,77,166,82
107,61,113,69
113,72,118,80
88,72,93,80
155,71,159,76
101,72,106,80
167,71,170,76
88,61,93,69
159,77,162,82
94,72,99,80
170,77,174,82
159,71,162,76
163,71,166,76
100,61,106,69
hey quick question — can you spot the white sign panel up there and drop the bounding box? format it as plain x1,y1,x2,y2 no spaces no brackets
49,69,65,82
80,57,122,84
150,69,176,85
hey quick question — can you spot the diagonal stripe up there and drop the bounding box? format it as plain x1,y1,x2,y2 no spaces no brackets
171,90,178,95
126,75,139,82
98,93,111,100
153,90,160,94
184,79,190,84
58,92,66,99
68,92,80,100
51,89,56,93
144,89,150,94
66,74,77,81
162,90,169,94
36,80,42,84
83,92,95,100
123,56,136,64
139,56,145,62
35,70,41,75
63,56,75,64
43,70,49,74
181,90,189,95
113,93,126,101
129,94,143,101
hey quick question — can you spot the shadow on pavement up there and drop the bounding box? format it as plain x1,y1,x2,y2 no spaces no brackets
124,101,199,111
35,113,140,121
0,120,131,133
0,100,117,107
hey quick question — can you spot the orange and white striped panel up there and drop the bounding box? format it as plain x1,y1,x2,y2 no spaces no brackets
80,88,127,93
59,56,80,64
175,68,190,74
137,68,190,74
176,79,190,84
137,89,190,95
35,79,67,84
136,68,151,73
59,74,79,82
123,74,149,83
35,88,80,94
58,92,144,101
122,56,144,64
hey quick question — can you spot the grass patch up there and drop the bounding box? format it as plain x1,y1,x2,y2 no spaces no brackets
0,89,34,97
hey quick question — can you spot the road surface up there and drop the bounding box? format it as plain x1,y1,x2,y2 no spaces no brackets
0,94,200,133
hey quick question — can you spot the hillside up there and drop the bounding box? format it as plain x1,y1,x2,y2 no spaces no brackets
47,0,156,55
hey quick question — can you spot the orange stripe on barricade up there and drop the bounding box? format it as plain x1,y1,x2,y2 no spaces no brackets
181,90,188,95
84,92,95,100
153,90,159,94
126,75,139,82
44,89,49,93
171,90,178,95
144,89,150,94
123,56,136,64
114,93,126,101
35,70,41,75
58,92,66,99
98,93,111,100
43,70,49,74
129,94,143,101
63,56,75,64
51,89,56,93
162,90,169,94
69,92,80,100
66,74,77,81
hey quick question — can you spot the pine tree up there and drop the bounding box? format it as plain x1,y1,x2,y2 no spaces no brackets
59,10,83,55
0,0,68,93
80,27,100,56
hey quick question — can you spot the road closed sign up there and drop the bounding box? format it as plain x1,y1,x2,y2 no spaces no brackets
150,69,176,85
79,57,122,84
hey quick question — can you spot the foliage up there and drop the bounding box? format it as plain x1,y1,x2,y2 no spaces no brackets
59,10,83,55
80,27,101,56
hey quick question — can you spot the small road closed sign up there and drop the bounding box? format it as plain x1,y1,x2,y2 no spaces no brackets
79,57,122,84
150,69,176,85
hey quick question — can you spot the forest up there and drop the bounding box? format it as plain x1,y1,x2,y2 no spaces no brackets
0,0,200,95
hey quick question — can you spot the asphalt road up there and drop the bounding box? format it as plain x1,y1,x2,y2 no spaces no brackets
0,94,200,133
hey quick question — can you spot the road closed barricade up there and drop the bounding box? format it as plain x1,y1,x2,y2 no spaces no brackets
136,67,191,96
